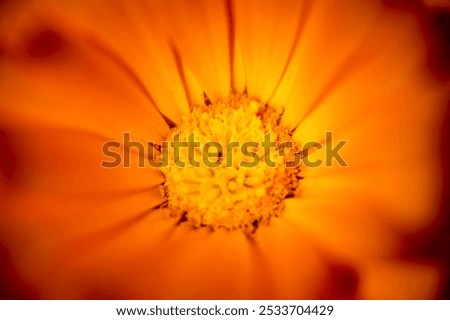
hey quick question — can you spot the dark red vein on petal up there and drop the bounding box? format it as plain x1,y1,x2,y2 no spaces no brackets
203,92,212,106
225,0,236,92
267,1,313,103
49,208,159,271
169,41,192,109
291,17,383,131
86,37,177,129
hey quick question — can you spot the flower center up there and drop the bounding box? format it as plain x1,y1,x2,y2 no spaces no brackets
160,95,302,234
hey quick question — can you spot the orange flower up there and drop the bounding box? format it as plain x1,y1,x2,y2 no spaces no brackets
0,0,448,299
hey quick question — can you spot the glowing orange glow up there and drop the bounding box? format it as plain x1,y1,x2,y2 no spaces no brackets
0,0,448,299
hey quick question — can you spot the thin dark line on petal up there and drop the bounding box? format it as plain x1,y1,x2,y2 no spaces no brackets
160,113,177,129
300,138,326,157
176,211,188,225
70,184,164,199
291,36,381,130
149,141,163,152
169,41,192,107
49,209,155,271
153,200,168,210
225,0,236,91
122,140,165,164
135,151,161,160
37,120,121,144
267,1,312,103
65,126,118,145
203,92,212,106
133,132,167,144
245,238,278,298
277,218,358,298
86,37,177,129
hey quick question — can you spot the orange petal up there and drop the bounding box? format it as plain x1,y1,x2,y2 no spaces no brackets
0,128,167,298
274,1,386,127
148,0,232,102
232,0,305,103
251,218,328,299
283,198,400,264
135,227,253,299
287,3,447,233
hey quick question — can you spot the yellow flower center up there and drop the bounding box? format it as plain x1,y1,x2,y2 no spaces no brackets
160,95,302,234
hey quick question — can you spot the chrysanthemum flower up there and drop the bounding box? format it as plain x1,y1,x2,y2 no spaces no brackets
0,0,448,299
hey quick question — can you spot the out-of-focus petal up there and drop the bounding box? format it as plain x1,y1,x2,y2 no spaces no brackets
280,7,448,289
44,0,191,123
291,71,445,233
0,2,174,298
271,1,382,116
135,228,252,299
0,0,447,300
284,198,400,264
285,3,447,234
0,2,169,141
0,129,170,298
358,261,442,299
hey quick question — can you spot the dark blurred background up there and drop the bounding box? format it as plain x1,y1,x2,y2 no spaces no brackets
420,0,450,300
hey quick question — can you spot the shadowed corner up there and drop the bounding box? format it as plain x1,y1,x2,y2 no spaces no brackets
378,86,449,299
0,242,39,299
428,10,450,81
0,130,18,183
0,130,35,299
320,263,359,300
384,0,450,299
399,97,450,299
0,131,33,299
439,93,450,299
427,2,450,300
383,0,450,81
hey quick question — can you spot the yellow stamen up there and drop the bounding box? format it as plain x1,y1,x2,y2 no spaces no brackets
160,94,302,234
